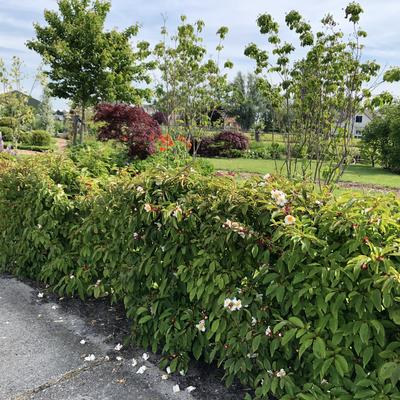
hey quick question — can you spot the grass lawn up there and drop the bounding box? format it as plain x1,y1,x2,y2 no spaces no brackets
205,157,400,189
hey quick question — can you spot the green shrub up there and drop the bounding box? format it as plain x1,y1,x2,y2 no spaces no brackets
18,131,33,145
0,116,16,128
0,126,14,141
1,157,400,399
68,140,129,177
30,130,52,146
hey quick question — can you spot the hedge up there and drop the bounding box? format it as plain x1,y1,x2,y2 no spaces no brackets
0,155,400,399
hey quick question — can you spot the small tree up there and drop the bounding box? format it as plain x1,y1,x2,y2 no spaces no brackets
27,0,154,144
244,3,395,187
153,16,233,155
37,74,54,135
0,57,35,144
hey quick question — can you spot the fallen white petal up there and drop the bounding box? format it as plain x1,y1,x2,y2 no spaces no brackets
136,366,147,374
51,305,58,310
131,358,137,367
84,354,95,362
179,370,185,376
37,293,44,298
161,374,168,380
114,343,123,351
142,353,149,361
173,384,180,393
116,356,123,361
166,367,171,374
80,340,86,345
186,386,196,393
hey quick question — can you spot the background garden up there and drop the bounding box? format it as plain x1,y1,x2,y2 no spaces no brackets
0,1,400,399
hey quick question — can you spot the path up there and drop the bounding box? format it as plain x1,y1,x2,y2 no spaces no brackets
0,276,194,400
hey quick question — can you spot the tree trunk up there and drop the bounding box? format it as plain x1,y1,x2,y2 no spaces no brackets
79,106,86,144
255,129,260,142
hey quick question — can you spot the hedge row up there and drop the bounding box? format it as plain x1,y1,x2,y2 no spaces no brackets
0,155,400,399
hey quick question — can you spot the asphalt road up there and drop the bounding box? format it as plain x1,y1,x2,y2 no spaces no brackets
0,276,194,400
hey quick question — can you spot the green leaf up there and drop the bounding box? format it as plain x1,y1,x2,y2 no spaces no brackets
313,337,326,359
334,355,349,377
252,335,262,352
288,316,304,328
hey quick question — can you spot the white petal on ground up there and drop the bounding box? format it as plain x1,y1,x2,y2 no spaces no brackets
37,293,44,298
173,385,180,393
161,374,168,380
186,386,196,393
80,339,86,345
116,356,123,361
114,343,123,351
131,358,138,367
51,305,58,310
166,367,171,374
136,366,147,374
142,353,149,361
179,370,185,376
84,354,96,362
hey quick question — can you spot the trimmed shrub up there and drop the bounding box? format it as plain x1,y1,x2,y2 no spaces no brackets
1,158,400,399
0,117,16,128
0,126,14,141
196,131,249,157
95,103,162,159
152,111,168,125
30,130,52,146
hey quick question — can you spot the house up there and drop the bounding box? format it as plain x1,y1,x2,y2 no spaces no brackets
352,111,373,138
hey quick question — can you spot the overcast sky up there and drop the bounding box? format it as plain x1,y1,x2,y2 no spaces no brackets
0,0,399,109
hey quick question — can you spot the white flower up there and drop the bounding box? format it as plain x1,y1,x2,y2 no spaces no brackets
131,358,137,367
258,182,266,187
161,374,169,380
114,343,123,351
276,369,286,378
251,317,257,326
144,203,152,213
37,292,44,298
80,339,86,345
284,215,296,225
155,222,162,230
142,353,149,361
195,319,206,332
321,379,329,384
315,200,323,206
37,224,42,229
116,356,123,361
186,386,196,393
179,370,185,376
51,305,58,310
265,326,272,337
136,186,144,194
166,367,171,374
57,184,63,189
136,366,147,374
271,189,287,206
95,280,101,287
84,354,96,362
224,298,243,312
70,275,75,279
263,174,271,181
247,353,258,358
133,232,139,240
173,385,180,393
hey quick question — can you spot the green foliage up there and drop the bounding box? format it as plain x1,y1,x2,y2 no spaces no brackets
1,156,400,399
362,104,400,173
30,130,52,146
68,140,128,177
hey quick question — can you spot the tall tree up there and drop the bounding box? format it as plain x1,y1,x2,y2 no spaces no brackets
37,74,54,135
27,0,154,144
228,72,274,132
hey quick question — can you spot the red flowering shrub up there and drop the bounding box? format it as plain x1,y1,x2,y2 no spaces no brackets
152,111,168,125
195,130,249,157
95,103,162,159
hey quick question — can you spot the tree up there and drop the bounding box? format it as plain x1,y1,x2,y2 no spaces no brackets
227,72,274,133
244,3,395,187
27,0,154,144
0,57,35,144
362,103,400,172
37,74,54,135
153,16,233,154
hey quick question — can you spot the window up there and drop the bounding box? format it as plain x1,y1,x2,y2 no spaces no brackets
355,115,363,123
354,130,363,138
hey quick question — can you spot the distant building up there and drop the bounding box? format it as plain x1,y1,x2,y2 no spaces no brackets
352,111,373,138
